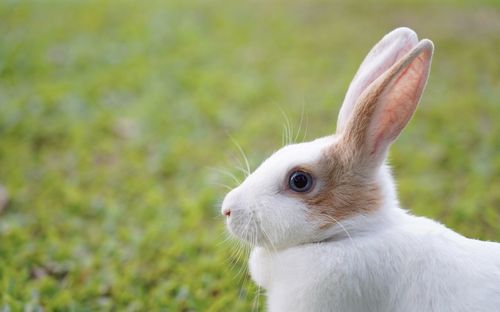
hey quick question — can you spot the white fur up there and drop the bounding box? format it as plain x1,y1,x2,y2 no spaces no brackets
223,136,336,250
249,210,500,312
221,27,500,311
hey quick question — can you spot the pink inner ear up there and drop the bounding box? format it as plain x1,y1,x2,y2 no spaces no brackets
338,28,419,132
371,47,432,155
352,43,416,105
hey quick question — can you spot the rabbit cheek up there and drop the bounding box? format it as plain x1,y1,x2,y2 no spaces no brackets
304,156,383,228
306,181,382,229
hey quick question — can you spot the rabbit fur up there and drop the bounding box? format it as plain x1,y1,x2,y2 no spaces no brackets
221,27,500,312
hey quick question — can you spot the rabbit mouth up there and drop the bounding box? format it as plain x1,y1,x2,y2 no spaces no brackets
227,209,266,247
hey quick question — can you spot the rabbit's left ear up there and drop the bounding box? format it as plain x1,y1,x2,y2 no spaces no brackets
339,39,434,170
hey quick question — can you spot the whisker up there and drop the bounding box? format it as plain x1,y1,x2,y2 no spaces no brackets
208,166,241,185
282,125,287,147
276,105,293,145
228,134,251,177
294,101,305,143
260,222,278,254
252,285,262,312
319,214,354,245
225,239,248,280
302,106,309,142
250,221,261,312
232,220,251,274
233,164,249,178
217,231,235,246
235,214,255,300
212,182,233,191
232,244,248,274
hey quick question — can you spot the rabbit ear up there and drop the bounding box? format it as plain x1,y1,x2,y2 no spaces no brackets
338,39,434,171
336,28,419,133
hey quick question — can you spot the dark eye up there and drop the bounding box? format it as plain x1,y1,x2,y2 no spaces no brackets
288,171,313,193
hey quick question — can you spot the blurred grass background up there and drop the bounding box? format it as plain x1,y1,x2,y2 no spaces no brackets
0,0,499,310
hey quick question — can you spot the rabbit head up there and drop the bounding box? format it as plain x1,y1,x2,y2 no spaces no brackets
222,27,434,250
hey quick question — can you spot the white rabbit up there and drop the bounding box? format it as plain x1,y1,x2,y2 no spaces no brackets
221,27,500,312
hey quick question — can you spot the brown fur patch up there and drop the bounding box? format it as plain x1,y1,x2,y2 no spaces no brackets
300,72,388,227
299,41,432,229
304,142,383,229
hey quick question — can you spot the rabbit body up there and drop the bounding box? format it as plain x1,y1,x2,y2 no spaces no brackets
250,206,500,312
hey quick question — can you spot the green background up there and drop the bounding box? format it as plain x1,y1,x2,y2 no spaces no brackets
1,0,499,310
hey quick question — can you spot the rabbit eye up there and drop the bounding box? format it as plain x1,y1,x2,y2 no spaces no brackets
288,171,313,193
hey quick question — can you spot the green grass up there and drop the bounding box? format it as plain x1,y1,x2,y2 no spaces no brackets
0,0,499,310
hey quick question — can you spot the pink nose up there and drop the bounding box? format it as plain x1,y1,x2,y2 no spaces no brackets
223,208,231,217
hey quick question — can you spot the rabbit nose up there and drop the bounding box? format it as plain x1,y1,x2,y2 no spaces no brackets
222,207,231,217
222,188,238,217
